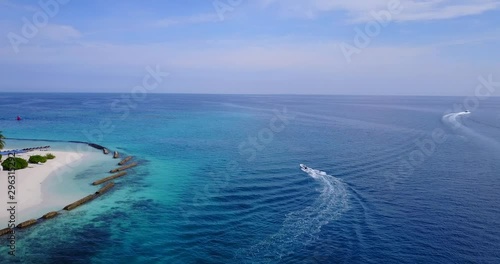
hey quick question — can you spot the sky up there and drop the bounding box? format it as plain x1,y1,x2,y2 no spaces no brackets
0,0,499,95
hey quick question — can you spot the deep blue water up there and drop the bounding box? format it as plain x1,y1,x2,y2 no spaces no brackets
0,93,500,263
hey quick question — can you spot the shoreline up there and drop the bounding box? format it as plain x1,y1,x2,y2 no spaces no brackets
0,150,89,223
4,137,109,151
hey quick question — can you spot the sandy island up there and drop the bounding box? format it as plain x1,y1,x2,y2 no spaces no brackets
0,150,87,222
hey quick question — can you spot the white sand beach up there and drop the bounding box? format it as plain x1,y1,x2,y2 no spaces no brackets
0,150,88,223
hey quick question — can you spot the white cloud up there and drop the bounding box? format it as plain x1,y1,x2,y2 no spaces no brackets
258,0,500,22
155,14,219,27
0,0,37,12
39,24,82,42
393,1,499,21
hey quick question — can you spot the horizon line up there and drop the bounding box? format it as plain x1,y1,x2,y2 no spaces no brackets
0,91,498,98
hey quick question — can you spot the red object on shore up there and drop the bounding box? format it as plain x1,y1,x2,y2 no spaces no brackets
16,116,21,121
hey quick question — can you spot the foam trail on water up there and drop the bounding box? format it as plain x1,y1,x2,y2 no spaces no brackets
442,111,471,131
442,111,500,147
237,165,348,263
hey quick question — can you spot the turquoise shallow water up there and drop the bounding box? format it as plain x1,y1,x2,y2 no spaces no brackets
0,93,500,263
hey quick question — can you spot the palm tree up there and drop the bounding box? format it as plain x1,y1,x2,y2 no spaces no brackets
0,131,5,150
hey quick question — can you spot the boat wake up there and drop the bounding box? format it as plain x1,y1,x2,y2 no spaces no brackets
442,111,471,131
442,111,500,148
237,165,348,263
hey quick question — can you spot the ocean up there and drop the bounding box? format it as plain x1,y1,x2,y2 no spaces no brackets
0,93,499,263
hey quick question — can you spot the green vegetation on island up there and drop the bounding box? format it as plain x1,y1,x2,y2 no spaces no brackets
2,157,29,170
0,131,5,150
0,130,57,169
29,155,48,164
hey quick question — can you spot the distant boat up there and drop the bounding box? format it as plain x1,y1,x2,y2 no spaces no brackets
464,110,470,114
16,116,22,121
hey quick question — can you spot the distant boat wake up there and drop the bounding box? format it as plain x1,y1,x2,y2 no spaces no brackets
442,111,500,147
237,165,348,263
442,111,471,131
